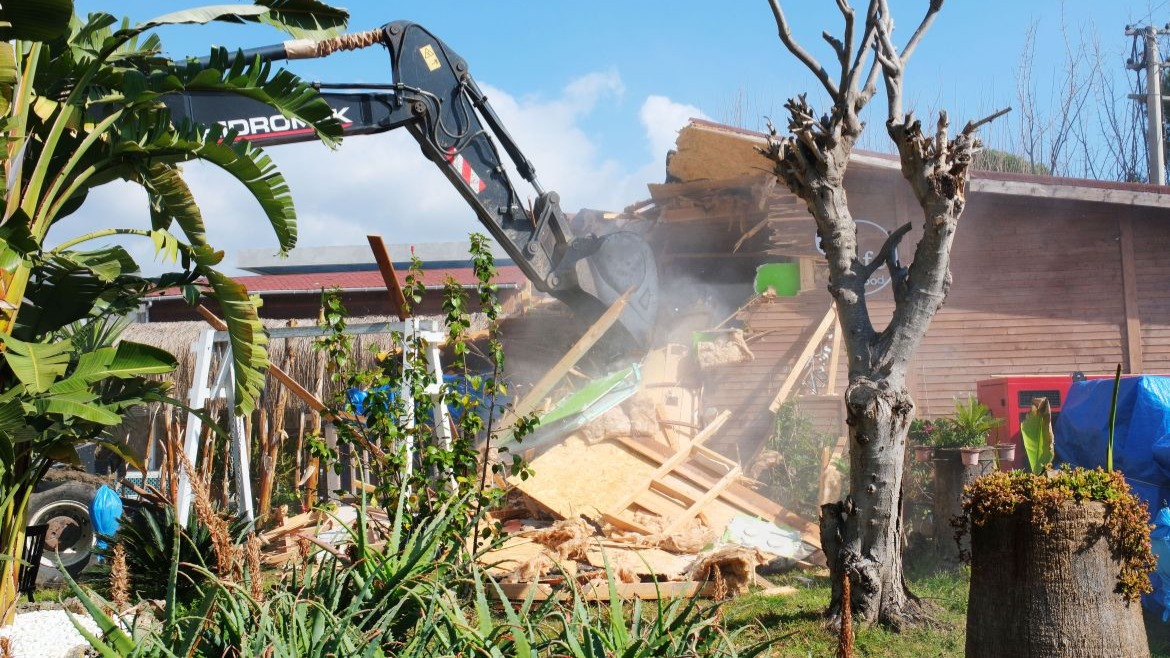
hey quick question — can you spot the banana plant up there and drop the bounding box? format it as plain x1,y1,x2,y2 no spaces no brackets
0,3,346,414
0,0,349,626
0,311,178,624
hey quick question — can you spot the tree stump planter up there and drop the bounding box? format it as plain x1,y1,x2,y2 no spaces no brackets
931,448,995,562
962,470,1154,658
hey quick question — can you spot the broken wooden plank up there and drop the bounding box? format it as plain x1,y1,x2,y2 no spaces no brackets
509,288,632,420
609,434,821,547
768,305,837,413
495,580,714,602
603,410,731,518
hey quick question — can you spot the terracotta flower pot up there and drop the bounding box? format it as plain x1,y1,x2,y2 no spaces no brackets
959,447,982,466
914,445,933,462
996,443,1016,466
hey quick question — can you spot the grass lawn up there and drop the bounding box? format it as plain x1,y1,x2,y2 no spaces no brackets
724,561,969,657
725,556,1170,658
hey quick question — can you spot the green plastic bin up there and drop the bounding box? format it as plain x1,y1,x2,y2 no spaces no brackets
754,263,801,296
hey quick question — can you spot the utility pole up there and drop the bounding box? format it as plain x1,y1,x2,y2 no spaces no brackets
1127,24,1167,185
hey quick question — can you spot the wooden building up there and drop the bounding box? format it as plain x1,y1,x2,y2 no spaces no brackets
645,119,1170,459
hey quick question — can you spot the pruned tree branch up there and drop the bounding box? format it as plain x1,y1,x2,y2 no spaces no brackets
769,0,841,99
860,221,912,280
964,107,1012,135
898,0,944,67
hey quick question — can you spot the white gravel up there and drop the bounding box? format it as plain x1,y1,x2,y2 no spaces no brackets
0,609,100,657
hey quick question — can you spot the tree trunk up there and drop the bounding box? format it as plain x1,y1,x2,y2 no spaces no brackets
966,500,1149,657
820,378,927,628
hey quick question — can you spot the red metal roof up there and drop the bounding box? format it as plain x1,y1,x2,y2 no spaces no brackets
232,265,526,293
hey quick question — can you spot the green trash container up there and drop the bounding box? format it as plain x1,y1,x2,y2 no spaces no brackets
754,263,801,296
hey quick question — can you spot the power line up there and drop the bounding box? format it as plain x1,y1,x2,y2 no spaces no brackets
1139,0,1170,28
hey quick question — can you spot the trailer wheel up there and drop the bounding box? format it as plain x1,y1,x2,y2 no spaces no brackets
28,481,97,576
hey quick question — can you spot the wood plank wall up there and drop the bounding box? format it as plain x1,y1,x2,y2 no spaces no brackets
702,187,1140,460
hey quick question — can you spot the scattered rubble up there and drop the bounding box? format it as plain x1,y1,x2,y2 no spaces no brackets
254,339,828,602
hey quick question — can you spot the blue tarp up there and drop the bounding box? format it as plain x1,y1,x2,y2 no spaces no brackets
1055,375,1170,614
1055,376,1170,509
346,375,494,423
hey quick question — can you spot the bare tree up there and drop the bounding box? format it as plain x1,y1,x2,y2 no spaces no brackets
762,0,1007,628
984,6,1147,182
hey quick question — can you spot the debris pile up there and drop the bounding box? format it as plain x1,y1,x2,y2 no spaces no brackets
484,343,822,601
253,341,826,602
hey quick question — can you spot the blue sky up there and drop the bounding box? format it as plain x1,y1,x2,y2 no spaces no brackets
63,1,1169,272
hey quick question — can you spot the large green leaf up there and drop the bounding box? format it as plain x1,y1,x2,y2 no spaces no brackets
192,247,268,416
110,118,299,253
254,0,349,39
34,389,122,425
69,340,176,383
2,336,70,392
13,248,149,341
1020,397,1054,475
140,163,207,246
0,0,73,41
136,5,269,31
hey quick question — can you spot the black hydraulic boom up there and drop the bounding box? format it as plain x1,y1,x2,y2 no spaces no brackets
165,21,658,349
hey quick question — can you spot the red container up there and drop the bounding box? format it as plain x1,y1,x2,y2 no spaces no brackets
976,376,1077,470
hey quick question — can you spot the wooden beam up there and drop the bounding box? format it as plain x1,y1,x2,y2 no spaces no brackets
1119,212,1144,373
609,434,820,546
508,288,632,420
825,316,843,395
768,305,837,412
659,464,741,536
366,234,411,319
600,410,731,535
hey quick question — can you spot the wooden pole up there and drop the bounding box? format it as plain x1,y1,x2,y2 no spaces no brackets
768,305,837,413
509,288,632,421
367,234,411,319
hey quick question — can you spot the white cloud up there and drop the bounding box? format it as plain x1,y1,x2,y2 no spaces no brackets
49,73,705,275
641,95,706,161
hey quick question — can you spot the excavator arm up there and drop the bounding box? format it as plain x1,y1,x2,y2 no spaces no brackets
163,21,657,350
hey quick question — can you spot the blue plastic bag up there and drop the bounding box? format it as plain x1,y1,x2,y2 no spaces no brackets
89,484,122,552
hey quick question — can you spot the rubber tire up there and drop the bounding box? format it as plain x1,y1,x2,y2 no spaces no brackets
28,480,97,577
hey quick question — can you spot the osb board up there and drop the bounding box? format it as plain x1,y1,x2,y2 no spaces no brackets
668,123,773,183
511,435,657,520
585,545,694,580
479,535,549,577
611,468,743,535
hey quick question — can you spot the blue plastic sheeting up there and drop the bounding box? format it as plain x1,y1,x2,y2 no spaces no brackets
346,375,493,423
1055,375,1170,614
1152,506,1170,620
1055,376,1170,508
90,484,123,552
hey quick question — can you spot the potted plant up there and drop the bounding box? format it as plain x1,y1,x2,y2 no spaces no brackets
958,368,1153,658
908,418,935,462
951,395,1002,465
927,397,1001,466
